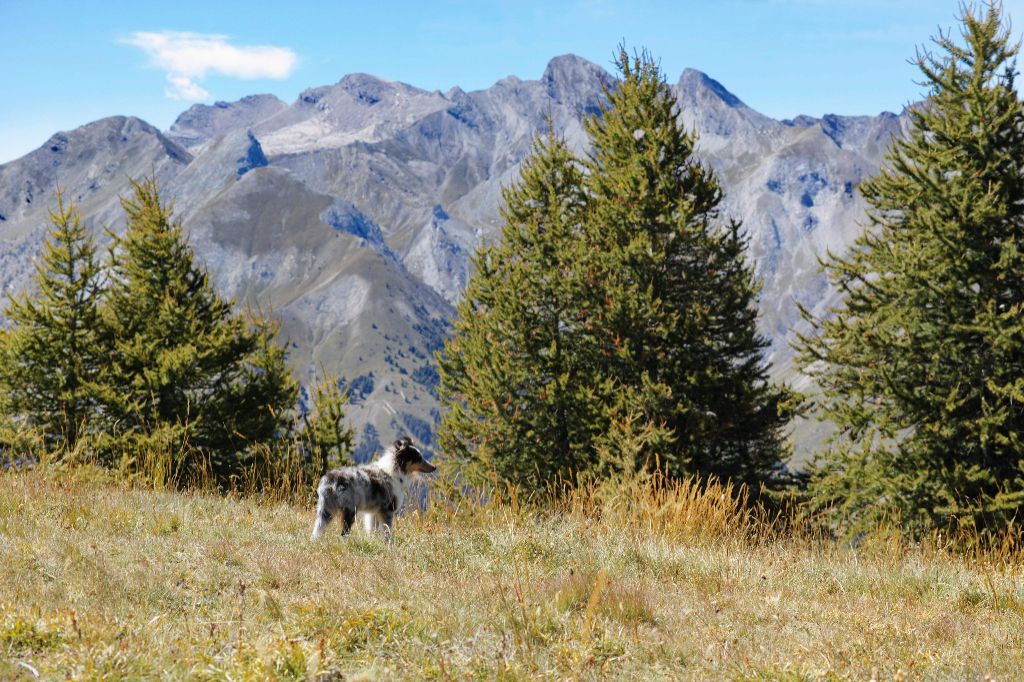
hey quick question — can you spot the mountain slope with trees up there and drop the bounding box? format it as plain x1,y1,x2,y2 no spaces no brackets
0,56,905,454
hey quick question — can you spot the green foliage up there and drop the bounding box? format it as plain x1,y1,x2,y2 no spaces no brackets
798,5,1024,537
297,375,356,473
583,48,793,485
0,179,357,492
0,191,105,452
439,129,605,485
93,178,298,481
440,49,792,489
0,415,46,469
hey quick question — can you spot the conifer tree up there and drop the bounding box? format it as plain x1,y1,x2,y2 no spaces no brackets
440,52,791,488
798,5,1024,536
0,192,104,450
98,178,296,478
438,130,605,485
583,48,791,486
298,375,356,472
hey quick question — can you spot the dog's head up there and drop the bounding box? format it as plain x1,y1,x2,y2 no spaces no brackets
393,436,437,475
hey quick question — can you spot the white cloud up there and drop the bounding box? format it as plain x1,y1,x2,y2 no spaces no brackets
122,31,297,101
165,74,210,100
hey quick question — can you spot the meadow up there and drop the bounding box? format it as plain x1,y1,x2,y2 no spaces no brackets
1,464,1022,680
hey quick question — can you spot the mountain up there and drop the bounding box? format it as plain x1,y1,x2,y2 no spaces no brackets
0,55,906,460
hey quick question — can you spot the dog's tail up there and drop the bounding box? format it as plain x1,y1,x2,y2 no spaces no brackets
311,473,350,540
312,475,334,540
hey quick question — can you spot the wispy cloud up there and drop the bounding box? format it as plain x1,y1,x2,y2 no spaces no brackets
121,31,297,100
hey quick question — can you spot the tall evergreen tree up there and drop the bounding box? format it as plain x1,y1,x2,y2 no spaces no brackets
98,178,296,478
438,130,605,485
0,192,104,450
440,51,791,489
798,5,1024,536
583,48,791,485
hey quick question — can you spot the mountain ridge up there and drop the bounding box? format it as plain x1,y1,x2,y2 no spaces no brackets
0,54,906,459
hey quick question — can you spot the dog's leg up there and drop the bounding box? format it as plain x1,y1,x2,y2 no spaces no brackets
340,507,356,535
311,499,333,540
361,511,377,536
380,511,395,546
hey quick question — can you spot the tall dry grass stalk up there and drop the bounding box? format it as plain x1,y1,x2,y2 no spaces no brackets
427,462,1024,571
550,470,758,543
235,441,319,506
26,423,323,506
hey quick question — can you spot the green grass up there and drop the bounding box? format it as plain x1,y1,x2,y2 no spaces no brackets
1,466,1022,680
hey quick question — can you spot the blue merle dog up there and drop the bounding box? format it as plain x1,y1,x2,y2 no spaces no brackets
311,436,436,543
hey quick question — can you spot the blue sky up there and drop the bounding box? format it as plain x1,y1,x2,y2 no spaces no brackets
2,0,1021,164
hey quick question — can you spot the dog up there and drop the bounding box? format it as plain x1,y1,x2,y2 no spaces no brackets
310,436,436,542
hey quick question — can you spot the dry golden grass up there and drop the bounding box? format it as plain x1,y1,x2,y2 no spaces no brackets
1,464,1023,680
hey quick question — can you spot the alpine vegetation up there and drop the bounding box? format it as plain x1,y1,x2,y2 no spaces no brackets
0,192,105,452
0,179,355,488
437,129,599,486
439,49,793,490
798,5,1024,537
95,178,298,479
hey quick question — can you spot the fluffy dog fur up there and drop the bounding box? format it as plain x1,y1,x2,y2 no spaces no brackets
310,436,436,542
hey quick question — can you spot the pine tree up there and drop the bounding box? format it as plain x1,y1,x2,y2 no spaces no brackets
583,48,791,486
298,375,356,473
0,192,104,451
97,178,296,479
439,51,791,489
798,5,1024,536
438,130,605,485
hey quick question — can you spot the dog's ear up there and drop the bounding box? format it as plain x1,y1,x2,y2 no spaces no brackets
402,436,412,446
393,439,403,450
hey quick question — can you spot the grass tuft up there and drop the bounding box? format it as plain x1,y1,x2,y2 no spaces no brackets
1,614,64,654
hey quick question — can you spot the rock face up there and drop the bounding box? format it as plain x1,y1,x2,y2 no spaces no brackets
0,55,906,460
167,94,287,150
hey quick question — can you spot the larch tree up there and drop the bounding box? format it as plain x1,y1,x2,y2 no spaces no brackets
583,48,792,486
438,130,605,485
798,4,1024,536
298,375,356,473
0,192,105,451
97,178,296,479
440,49,793,490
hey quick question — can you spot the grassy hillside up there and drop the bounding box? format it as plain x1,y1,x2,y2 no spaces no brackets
1,466,1022,680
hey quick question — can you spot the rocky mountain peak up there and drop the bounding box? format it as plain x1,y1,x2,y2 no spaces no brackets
334,73,402,105
79,115,166,141
444,86,469,102
37,116,192,167
298,73,427,110
673,69,778,140
230,94,285,109
677,68,745,109
542,54,614,107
